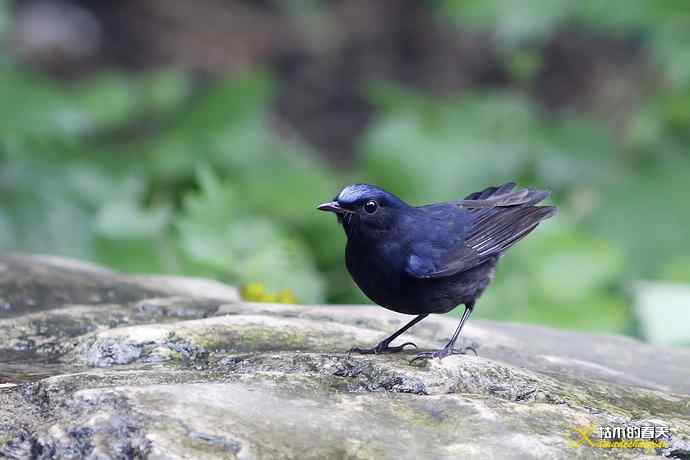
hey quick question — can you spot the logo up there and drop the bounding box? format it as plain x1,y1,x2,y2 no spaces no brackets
569,424,670,450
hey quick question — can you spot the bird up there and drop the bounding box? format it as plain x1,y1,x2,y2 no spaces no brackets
317,182,556,361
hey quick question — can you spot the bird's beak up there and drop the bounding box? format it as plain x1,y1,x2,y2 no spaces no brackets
317,201,349,214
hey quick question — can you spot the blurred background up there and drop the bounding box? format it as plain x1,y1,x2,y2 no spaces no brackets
1,0,689,345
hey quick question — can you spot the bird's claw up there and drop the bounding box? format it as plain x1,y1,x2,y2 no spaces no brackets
349,341,417,355
410,345,477,363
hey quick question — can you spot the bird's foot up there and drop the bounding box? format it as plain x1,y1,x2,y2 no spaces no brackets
349,341,417,355
410,345,477,363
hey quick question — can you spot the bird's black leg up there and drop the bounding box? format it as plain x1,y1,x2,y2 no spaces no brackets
349,314,429,354
412,303,476,362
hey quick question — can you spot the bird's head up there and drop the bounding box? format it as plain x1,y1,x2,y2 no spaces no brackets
317,184,408,239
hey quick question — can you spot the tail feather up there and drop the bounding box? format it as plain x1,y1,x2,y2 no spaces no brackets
456,182,551,209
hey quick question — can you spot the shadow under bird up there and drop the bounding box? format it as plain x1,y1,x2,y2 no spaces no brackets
317,182,556,361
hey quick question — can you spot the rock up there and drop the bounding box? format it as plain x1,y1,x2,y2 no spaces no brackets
0,254,239,319
1,254,689,459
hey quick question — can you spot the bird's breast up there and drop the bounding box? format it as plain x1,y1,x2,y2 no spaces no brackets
344,239,413,313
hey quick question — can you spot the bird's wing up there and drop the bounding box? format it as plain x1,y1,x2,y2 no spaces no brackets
405,184,556,279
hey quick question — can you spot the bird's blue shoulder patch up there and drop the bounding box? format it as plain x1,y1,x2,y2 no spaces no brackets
406,254,436,278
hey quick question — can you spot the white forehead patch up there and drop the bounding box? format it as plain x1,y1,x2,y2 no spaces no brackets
337,184,374,203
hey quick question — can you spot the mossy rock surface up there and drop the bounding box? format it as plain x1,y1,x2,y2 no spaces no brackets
1,255,689,459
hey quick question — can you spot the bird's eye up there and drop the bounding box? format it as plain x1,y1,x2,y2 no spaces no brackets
363,200,378,214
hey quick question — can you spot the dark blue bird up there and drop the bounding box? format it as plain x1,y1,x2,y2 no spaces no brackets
318,182,556,361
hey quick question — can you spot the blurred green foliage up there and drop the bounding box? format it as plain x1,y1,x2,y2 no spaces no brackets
1,1,689,340
0,71,336,304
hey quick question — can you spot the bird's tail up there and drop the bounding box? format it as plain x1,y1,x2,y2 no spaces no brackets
457,182,551,208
